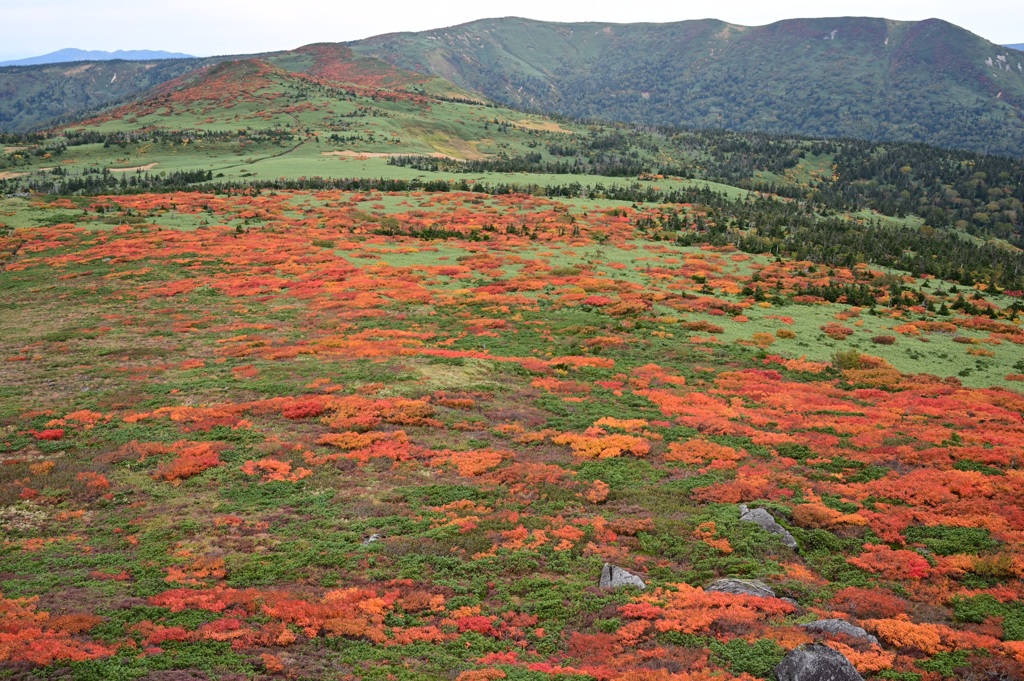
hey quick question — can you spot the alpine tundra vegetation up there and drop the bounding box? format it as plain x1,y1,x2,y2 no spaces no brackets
1,14,1024,681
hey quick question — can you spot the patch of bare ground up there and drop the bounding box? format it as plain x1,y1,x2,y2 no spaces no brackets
108,163,158,172
62,64,93,77
516,119,572,134
321,150,456,159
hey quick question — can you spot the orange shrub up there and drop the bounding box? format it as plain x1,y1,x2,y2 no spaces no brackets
665,439,746,465
445,449,505,477
847,544,931,579
831,587,908,619
862,617,947,655
29,461,55,476
240,458,312,483
584,480,611,503
552,433,650,459
693,521,733,554
822,322,854,340
153,442,223,484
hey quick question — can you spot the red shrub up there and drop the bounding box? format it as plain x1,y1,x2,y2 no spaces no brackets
31,429,65,441
831,586,908,619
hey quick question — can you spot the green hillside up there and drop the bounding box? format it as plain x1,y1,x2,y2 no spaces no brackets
352,16,1024,157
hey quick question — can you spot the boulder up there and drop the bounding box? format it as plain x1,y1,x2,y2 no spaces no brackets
363,533,383,545
705,578,776,599
803,619,879,645
774,643,864,681
600,563,645,590
739,504,798,549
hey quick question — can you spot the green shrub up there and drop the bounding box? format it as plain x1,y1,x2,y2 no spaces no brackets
953,459,1004,475
831,349,864,370
403,484,490,506
916,650,972,677
951,594,1004,623
710,638,786,678
904,525,999,556
951,594,1024,640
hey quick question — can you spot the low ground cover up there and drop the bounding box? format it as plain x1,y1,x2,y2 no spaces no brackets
2,190,1023,679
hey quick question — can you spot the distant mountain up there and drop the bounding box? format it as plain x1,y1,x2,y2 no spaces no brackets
0,48,194,67
1007,43,1024,51
2,17,1024,158
351,16,1024,157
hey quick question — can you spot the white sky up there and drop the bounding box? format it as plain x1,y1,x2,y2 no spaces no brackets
0,0,1020,61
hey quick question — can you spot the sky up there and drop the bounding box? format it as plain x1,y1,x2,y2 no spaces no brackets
1,0,1021,61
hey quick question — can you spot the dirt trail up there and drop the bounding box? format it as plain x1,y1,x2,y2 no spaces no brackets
108,163,158,173
516,119,572,134
322,150,457,159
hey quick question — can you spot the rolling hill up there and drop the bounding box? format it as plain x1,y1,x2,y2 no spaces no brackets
0,48,195,67
350,16,1024,157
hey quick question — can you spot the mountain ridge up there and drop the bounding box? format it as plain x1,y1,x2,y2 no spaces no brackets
0,48,195,67
348,16,1024,157
1,16,1023,157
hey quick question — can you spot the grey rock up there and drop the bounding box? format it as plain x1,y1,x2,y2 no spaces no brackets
363,533,383,545
774,644,864,681
803,619,879,645
705,578,776,598
739,504,798,549
600,563,645,590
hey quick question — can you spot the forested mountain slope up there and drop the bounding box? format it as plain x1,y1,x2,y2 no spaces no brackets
352,16,1024,157
3,16,1023,158
0,58,204,132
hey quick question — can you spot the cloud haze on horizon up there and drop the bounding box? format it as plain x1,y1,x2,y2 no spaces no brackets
1,0,1021,61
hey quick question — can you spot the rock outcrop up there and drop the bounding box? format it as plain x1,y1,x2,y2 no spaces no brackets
739,504,798,549
705,578,776,598
600,563,646,590
803,619,879,645
774,643,864,681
